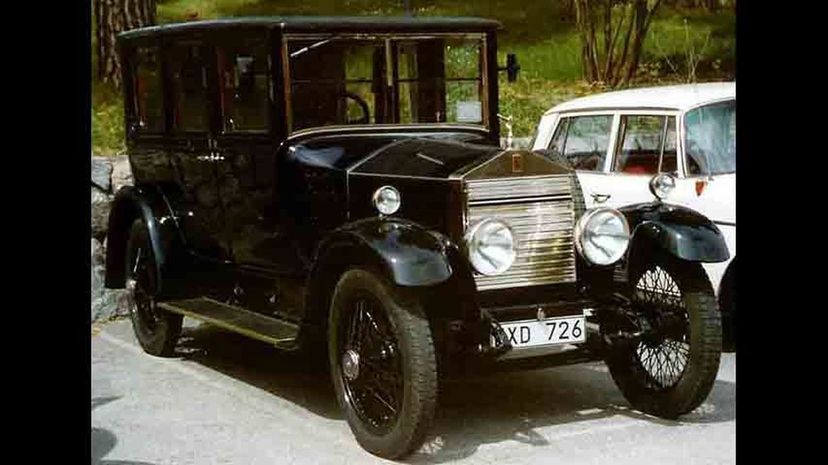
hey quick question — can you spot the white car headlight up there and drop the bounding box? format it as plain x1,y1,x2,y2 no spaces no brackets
372,185,401,215
575,208,630,266
464,218,517,276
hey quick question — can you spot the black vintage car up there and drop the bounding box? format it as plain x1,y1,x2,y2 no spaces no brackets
105,16,729,459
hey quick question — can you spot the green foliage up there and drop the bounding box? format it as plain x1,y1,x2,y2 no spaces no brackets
92,0,734,154
642,7,735,81
92,81,125,156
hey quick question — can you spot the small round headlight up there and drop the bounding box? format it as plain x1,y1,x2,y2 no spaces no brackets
575,208,630,266
372,185,401,215
649,173,676,200
464,218,517,276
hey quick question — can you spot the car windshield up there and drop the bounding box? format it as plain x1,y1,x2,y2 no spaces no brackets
285,33,487,133
683,99,736,175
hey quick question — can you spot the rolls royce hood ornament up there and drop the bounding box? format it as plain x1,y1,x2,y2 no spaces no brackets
497,113,514,149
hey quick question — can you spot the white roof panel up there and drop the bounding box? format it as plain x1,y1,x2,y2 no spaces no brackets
544,82,735,115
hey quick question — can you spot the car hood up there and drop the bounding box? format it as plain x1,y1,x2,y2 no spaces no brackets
349,138,502,179
350,137,573,180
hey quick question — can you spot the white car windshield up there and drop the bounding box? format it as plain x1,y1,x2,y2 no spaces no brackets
684,99,736,175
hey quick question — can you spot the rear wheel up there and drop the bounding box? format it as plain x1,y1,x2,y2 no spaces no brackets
125,219,182,357
605,251,722,418
328,269,437,459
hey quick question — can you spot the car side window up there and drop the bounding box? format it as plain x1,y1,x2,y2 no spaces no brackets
168,44,210,132
548,115,613,171
133,47,164,133
217,43,270,132
614,115,677,175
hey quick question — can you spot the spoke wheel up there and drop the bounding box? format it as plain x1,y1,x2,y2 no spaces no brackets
125,219,181,357
604,251,722,419
633,265,691,390
328,268,437,459
339,294,404,434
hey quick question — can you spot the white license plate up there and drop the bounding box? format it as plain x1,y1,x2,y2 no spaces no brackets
495,315,586,349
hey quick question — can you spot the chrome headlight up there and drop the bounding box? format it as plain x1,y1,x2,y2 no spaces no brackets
575,208,630,266
464,218,517,276
372,185,401,215
649,173,676,200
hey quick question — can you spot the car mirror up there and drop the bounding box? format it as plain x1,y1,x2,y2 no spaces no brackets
499,53,520,83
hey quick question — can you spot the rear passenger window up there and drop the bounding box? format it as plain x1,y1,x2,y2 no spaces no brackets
614,115,677,175
548,115,613,171
133,47,164,132
168,44,210,132
217,44,270,132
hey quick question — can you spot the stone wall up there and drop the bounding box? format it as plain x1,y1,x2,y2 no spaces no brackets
91,155,133,322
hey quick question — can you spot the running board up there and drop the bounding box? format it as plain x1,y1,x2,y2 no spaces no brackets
158,297,300,350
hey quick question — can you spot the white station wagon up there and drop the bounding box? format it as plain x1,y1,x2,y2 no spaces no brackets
531,82,736,348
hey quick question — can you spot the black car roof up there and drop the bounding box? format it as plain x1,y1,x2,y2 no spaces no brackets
118,16,501,40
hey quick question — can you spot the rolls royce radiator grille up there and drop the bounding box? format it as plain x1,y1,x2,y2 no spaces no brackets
465,175,577,290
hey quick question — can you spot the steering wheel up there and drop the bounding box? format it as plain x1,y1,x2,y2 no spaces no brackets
340,92,370,124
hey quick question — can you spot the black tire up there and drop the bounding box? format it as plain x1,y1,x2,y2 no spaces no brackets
125,219,182,357
605,251,722,419
328,268,437,459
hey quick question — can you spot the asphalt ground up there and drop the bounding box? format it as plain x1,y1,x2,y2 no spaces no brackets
92,318,735,465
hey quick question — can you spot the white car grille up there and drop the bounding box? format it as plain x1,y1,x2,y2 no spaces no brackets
465,175,577,291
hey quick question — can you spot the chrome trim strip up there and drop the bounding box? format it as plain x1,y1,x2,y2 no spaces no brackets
468,194,572,206
416,152,446,166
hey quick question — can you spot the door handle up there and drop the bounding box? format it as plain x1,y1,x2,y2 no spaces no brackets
591,193,611,203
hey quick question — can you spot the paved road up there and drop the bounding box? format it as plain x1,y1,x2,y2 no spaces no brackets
92,318,735,465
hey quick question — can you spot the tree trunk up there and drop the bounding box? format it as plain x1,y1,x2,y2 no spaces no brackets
575,0,662,88
95,0,156,89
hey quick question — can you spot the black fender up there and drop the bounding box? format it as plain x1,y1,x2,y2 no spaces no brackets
302,217,478,328
314,217,455,287
620,201,730,263
104,185,181,293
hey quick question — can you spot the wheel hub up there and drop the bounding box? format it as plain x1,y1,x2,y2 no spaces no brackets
342,349,360,381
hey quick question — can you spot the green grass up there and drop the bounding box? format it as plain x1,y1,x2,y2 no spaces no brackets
92,1,734,155
92,81,126,156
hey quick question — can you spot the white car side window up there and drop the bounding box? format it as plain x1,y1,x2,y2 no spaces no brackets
614,115,677,175
548,115,613,171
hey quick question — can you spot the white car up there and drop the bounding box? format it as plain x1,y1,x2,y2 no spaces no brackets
531,82,735,348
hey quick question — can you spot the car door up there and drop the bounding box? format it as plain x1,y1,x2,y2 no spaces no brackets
597,112,680,210
544,112,616,209
670,99,736,226
212,39,295,271
165,39,230,262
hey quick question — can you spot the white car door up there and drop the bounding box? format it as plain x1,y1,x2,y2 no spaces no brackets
539,112,616,209
594,111,681,210
670,99,736,227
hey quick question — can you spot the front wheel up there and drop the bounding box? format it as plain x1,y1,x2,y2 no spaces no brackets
605,251,722,419
328,269,437,459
